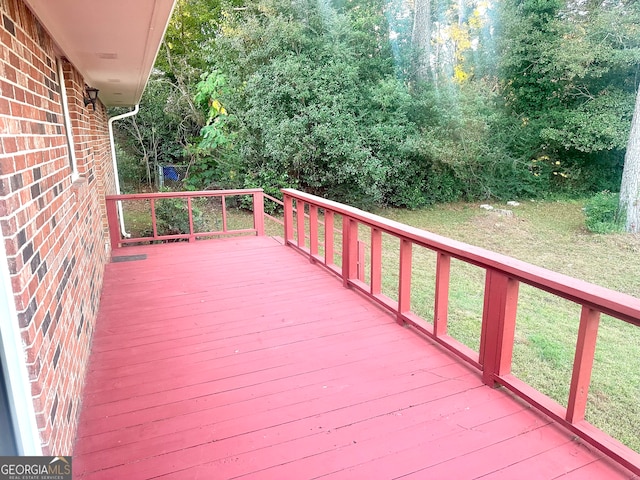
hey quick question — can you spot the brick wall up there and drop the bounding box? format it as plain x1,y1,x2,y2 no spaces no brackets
0,0,115,454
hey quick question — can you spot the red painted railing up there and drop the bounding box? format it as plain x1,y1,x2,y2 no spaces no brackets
281,188,640,475
105,189,268,249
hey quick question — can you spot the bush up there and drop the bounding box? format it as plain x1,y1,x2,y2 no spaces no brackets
154,192,206,237
584,191,623,234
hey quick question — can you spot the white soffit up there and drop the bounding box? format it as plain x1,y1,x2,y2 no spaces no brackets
23,0,177,106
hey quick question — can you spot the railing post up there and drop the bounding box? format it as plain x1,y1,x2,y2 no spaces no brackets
398,239,412,325
566,307,601,423
106,198,121,251
253,190,265,236
342,216,358,287
434,253,451,336
480,269,519,387
284,194,294,245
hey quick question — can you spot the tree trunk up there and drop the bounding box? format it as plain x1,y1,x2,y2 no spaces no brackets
620,89,640,233
412,0,432,83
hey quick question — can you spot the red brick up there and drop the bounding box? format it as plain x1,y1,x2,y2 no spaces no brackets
0,0,116,456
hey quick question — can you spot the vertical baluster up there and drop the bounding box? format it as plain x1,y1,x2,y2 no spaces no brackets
342,217,358,287
297,201,306,248
284,195,294,245
309,204,318,258
187,196,195,242
434,253,451,336
151,198,158,240
357,241,366,281
325,210,334,266
398,239,412,325
370,228,382,295
221,195,228,233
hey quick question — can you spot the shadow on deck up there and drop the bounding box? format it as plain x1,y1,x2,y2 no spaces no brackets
73,236,635,479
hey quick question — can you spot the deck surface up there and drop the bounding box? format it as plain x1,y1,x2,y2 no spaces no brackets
73,236,636,479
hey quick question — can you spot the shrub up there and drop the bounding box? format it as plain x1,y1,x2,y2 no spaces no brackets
154,193,206,237
584,191,623,234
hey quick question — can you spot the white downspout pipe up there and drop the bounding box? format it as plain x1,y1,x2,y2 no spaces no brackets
108,105,140,238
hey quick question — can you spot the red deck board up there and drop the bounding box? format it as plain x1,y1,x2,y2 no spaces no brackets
73,236,637,479
83,324,417,394
481,439,606,479
164,389,530,480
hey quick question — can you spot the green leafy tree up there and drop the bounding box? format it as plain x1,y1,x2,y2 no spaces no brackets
497,0,640,193
113,0,241,190
203,0,432,207
112,76,187,187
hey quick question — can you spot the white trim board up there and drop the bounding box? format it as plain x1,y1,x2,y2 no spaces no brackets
0,233,42,455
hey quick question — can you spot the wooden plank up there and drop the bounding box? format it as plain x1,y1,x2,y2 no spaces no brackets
341,217,358,286
107,189,264,201
370,228,382,295
400,423,572,479
398,238,412,323
324,210,334,266
283,195,294,243
221,194,228,232
75,371,482,478
566,307,600,423
554,457,638,479
296,200,305,248
309,204,318,257
105,198,120,250
252,190,265,235
187,196,195,242
150,198,158,238
357,240,366,281
434,252,450,336
480,270,519,386
480,439,605,479
259,409,552,480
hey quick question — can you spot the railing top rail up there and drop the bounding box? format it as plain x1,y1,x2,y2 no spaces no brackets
281,188,640,326
264,193,284,206
106,188,264,201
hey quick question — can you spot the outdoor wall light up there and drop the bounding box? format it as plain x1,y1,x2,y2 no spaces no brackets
84,86,100,110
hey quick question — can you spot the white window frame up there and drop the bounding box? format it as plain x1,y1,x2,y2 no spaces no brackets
0,236,43,455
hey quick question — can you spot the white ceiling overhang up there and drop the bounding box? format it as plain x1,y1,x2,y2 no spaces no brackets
24,0,177,107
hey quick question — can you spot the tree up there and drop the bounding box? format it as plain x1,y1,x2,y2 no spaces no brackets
113,76,186,187
620,90,640,233
196,0,434,206
412,0,432,82
112,0,237,189
497,0,640,193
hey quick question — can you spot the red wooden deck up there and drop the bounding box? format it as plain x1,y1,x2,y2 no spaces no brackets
73,236,636,479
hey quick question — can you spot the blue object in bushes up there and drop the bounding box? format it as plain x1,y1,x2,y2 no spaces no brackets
163,166,179,181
